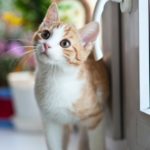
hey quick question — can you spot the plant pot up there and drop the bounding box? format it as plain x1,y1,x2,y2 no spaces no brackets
7,71,42,131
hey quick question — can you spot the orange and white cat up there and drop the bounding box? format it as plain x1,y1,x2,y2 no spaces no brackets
33,3,109,150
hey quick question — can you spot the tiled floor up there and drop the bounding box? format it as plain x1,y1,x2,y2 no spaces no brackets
0,129,127,150
0,129,47,150
0,129,79,150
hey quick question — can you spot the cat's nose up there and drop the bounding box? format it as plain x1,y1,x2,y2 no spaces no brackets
42,43,51,54
44,43,51,50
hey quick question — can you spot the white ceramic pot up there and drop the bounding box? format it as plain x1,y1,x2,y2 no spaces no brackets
7,71,42,131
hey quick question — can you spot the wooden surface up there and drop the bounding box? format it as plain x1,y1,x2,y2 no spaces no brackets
121,0,150,149
102,0,150,149
102,2,123,139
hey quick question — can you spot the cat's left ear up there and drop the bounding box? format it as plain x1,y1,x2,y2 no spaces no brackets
41,2,59,27
79,22,99,49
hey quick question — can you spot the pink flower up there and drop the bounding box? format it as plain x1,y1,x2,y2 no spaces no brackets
7,41,25,57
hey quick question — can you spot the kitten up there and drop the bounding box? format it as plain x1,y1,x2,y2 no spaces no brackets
33,3,109,150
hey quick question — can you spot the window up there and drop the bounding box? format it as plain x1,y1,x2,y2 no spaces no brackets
139,0,150,114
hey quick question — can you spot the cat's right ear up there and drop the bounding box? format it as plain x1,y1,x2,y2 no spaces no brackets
79,22,99,50
40,3,59,28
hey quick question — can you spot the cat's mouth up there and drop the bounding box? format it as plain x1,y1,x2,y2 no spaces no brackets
40,43,51,57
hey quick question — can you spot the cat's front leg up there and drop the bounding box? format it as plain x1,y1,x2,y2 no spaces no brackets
44,121,65,150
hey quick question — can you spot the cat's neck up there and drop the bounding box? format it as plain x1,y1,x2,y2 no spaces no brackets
37,62,81,77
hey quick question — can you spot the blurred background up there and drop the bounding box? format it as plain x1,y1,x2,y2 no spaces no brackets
0,0,146,150
0,0,97,150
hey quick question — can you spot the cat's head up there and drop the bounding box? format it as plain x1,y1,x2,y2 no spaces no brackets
33,3,99,66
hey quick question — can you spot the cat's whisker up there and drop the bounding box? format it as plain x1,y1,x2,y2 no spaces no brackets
7,49,37,71
5,46,37,55
12,46,36,51
17,52,35,69
7,38,32,44
21,49,37,56
0,48,34,69
5,46,37,57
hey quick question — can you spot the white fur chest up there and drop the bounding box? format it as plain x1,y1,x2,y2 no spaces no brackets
35,67,83,124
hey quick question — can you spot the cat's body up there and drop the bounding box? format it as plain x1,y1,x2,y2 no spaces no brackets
33,3,109,150
35,63,83,125
35,56,108,126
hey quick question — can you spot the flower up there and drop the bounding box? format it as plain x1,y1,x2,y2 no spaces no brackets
7,42,25,57
2,12,23,27
0,40,25,58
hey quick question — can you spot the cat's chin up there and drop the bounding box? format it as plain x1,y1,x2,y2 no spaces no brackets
37,56,65,67
39,59,60,65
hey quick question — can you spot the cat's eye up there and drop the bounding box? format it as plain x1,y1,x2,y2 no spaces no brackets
41,30,51,39
60,39,71,48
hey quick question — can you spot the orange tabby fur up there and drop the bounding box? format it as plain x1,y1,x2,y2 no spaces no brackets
33,22,109,129
33,3,109,150
73,56,109,129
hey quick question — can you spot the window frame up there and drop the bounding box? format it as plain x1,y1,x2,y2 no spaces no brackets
139,0,150,114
